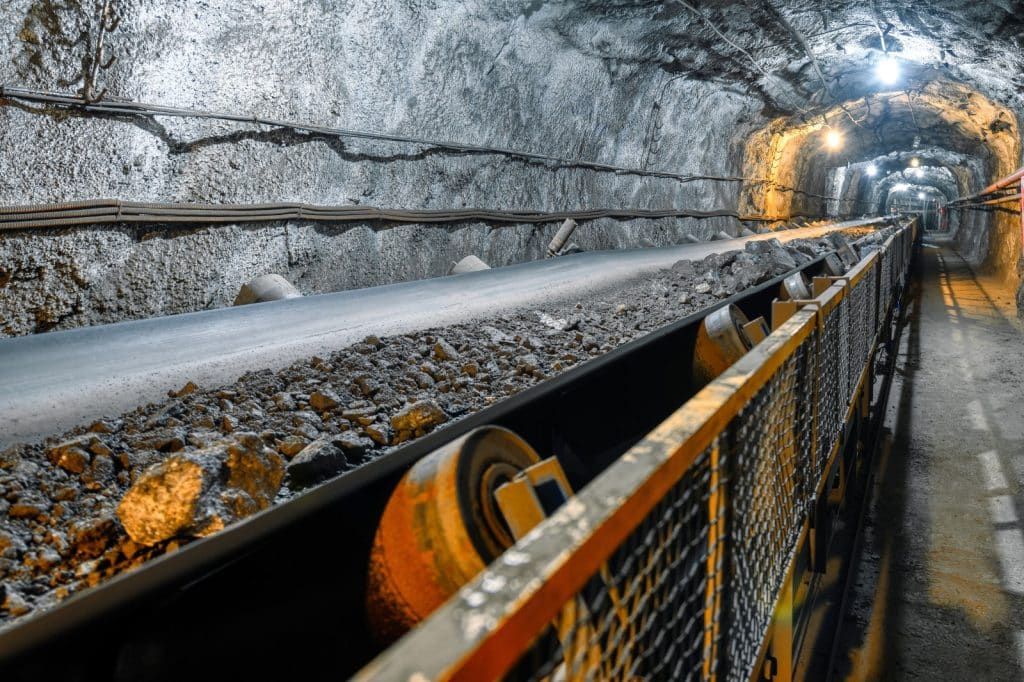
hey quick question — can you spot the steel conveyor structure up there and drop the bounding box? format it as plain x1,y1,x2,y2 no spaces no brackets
0,217,904,680
359,222,917,682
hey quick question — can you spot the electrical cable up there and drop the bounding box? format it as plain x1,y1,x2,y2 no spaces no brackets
0,86,751,186
0,198,812,233
0,87,865,225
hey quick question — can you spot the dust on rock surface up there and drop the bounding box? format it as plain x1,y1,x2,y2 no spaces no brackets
0,228,881,628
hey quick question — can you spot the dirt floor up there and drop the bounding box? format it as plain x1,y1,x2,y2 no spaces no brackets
835,241,1024,680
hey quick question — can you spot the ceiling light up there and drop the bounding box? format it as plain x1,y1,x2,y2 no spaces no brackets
876,56,901,85
918,192,926,200
865,164,878,176
825,129,843,150
909,157,920,167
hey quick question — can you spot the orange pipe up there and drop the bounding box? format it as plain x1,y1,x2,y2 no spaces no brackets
980,166,1024,196
956,166,1024,204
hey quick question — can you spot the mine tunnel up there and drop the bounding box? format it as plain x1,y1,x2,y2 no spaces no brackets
0,2,1023,681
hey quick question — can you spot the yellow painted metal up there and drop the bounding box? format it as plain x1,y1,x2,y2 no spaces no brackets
772,299,798,330
365,426,541,643
494,458,573,543
495,459,640,682
357,223,916,682
693,304,755,385
811,276,832,297
744,317,771,345
704,441,725,682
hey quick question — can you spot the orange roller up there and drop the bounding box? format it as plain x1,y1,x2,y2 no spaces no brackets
366,426,540,643
692,304,754,386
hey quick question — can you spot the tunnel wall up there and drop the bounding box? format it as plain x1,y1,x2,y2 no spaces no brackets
0,0,772,336
954,103,1021,277
3,1,1024,334
0,216,737,336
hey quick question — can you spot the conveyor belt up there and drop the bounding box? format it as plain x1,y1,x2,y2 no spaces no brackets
0,220,882,449
0,217,905,679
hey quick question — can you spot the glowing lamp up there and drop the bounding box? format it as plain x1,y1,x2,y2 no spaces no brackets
876,57,900,85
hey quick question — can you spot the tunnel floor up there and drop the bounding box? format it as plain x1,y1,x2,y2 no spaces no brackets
836,242,1024,680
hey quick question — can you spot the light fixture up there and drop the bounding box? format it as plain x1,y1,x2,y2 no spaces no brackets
865,164,878,176
876,56,901,85
918,192,926,200
825,129,843,150
909,157,920,167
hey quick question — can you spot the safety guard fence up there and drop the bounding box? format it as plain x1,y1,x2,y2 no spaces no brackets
359,222,916,682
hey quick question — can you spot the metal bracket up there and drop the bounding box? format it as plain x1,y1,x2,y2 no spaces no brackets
812,275,850,297
494,457,574,541
743,317,770,344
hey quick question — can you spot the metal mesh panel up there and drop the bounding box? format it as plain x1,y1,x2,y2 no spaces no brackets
504,446,723,682
865,264,879,345
726,333,816,680
504,334,821,682
879,247,893,316
817,264,878,469
837,295,852,407
816,304,841,478
369,225,915,682
846,266,872,393
497,242,909,682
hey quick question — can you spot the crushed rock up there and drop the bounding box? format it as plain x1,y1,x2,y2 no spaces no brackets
0,227,884,627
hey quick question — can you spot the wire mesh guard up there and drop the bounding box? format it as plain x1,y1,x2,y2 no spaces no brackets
726,335,816,681
503,338,819,682
817,304,843,477
365,224,915,682
498,235,911,682
505,446,722,682
497,232,913,675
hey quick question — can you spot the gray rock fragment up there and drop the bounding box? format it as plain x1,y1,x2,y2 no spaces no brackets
310,390,341,412
670,259,696,277
286,437,348,486
333,435,373,465
433,338,460,361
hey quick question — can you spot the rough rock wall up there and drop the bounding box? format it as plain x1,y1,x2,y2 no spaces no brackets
0,0,766,335
978,212,1022,285
0,217,736,336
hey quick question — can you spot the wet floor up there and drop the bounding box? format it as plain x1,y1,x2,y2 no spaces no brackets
836,243,1024,680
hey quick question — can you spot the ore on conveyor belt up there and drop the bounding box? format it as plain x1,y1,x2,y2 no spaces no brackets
0,227,891,627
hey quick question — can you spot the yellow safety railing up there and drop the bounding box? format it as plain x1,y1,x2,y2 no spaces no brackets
357,221,917,682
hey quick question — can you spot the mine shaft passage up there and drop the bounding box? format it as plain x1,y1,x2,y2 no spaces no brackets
1,3,1023,682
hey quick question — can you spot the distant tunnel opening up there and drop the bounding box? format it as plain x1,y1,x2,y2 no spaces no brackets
740,79,1020,286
